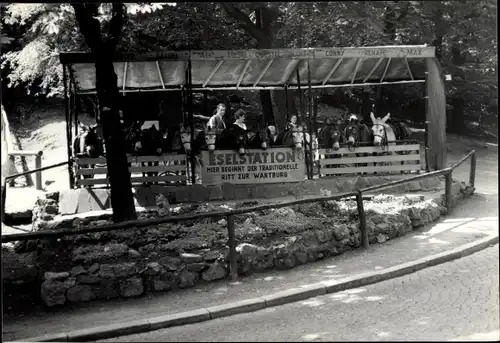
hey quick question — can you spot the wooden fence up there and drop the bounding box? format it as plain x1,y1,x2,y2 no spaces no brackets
74,154,187,187
318,142,423,176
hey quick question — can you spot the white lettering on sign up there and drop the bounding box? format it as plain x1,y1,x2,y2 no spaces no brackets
325,49,345,57
201,148,306,185
400,48,423,56
362,49,388,57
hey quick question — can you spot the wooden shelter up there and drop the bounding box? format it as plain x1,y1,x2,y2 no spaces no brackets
60,45,446,187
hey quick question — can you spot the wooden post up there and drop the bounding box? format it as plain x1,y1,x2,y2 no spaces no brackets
1,176,6,224
35,151,43,191
8,155,15,187
227,214,238,281
356,190,369,248
469,152,476,188
445,172,453,211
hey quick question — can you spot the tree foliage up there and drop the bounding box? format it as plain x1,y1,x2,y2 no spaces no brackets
1,1,497,129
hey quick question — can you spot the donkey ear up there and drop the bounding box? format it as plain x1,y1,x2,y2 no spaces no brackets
381,112,391,123
78,121,87,130
369,112,376,123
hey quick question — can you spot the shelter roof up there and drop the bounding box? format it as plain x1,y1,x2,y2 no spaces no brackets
60,45,434,94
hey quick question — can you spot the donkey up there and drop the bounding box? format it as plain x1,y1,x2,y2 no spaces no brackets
275,126,304,149
370,112,399,168
343,114,373,171
134,124,165,184
317,119,344,174
217,125,249,156
73,121,104,182
247,126,273,150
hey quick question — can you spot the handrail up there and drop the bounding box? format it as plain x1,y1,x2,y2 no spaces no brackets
1,150,478,282
9,150,43,157
360,167,451,194
0,190,357,243
4,160,68,181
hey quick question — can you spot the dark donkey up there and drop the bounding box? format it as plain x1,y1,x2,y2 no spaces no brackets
73,121,104,183
343,114,373,172
317,118,344,174
135,124,165,184
217,125,249,155
247,126,273,150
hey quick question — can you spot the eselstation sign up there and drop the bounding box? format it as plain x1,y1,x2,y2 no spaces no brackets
200,148,307,185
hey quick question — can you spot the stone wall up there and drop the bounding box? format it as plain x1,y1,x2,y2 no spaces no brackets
2,178,474,310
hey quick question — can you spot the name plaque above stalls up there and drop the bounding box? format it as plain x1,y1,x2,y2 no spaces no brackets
200,148,307,185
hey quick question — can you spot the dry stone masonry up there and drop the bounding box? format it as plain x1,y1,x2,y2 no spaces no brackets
2,177,475,309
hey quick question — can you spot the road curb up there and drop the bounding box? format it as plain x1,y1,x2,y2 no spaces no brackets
17,234,498,343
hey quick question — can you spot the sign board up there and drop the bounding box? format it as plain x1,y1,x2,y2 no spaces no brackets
201,148,306,185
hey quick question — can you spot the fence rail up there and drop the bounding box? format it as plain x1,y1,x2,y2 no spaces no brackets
1,150,478,282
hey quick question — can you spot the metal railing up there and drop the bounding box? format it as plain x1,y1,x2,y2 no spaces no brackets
8,150,44,190
1,150,477,282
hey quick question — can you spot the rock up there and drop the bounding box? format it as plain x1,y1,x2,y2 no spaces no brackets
141,262,164,276
44,204,59,215
67,285,97,302
201,261,227,281
376,233,389,244
45,191,59,202
119,277,144,297
176,270,197,288
113,263,138,278
99,264,116,279
153,279,172,292
41,280,67,307
236,243,259,256
103,243,129,255
333,224,350,241
77,275,101,285
97,279,119,300
73,218,83,227
180,253,203,264
203,250,221,262
376,222,390,232
40,214,55,221
294,251,309,264
316,229,333,243
156,194,171,217
2,264,38,284
128,249,141,258
159,256,183,271
187,262,208,273
88,263,100,274
70,265,86,276
44,272,70,281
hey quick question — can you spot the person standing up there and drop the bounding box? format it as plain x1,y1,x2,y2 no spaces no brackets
207,103,227,133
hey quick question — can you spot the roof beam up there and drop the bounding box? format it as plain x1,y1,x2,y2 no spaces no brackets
363,57,384,83
122,62,128,91
236,60,251,88
380,58,392,82
156,61,165,89
202,60,224,87
283,59,301,85
76,79,426,95
322,58,343,85
403,57,414,80
350,58,363,84
253,59,274,87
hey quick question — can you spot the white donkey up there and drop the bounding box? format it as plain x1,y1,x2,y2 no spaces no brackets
370,112,397,166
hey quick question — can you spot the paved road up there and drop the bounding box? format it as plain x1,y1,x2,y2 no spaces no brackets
101,246,499,342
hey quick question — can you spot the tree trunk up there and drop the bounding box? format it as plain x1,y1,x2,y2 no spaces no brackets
73,4,136,222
